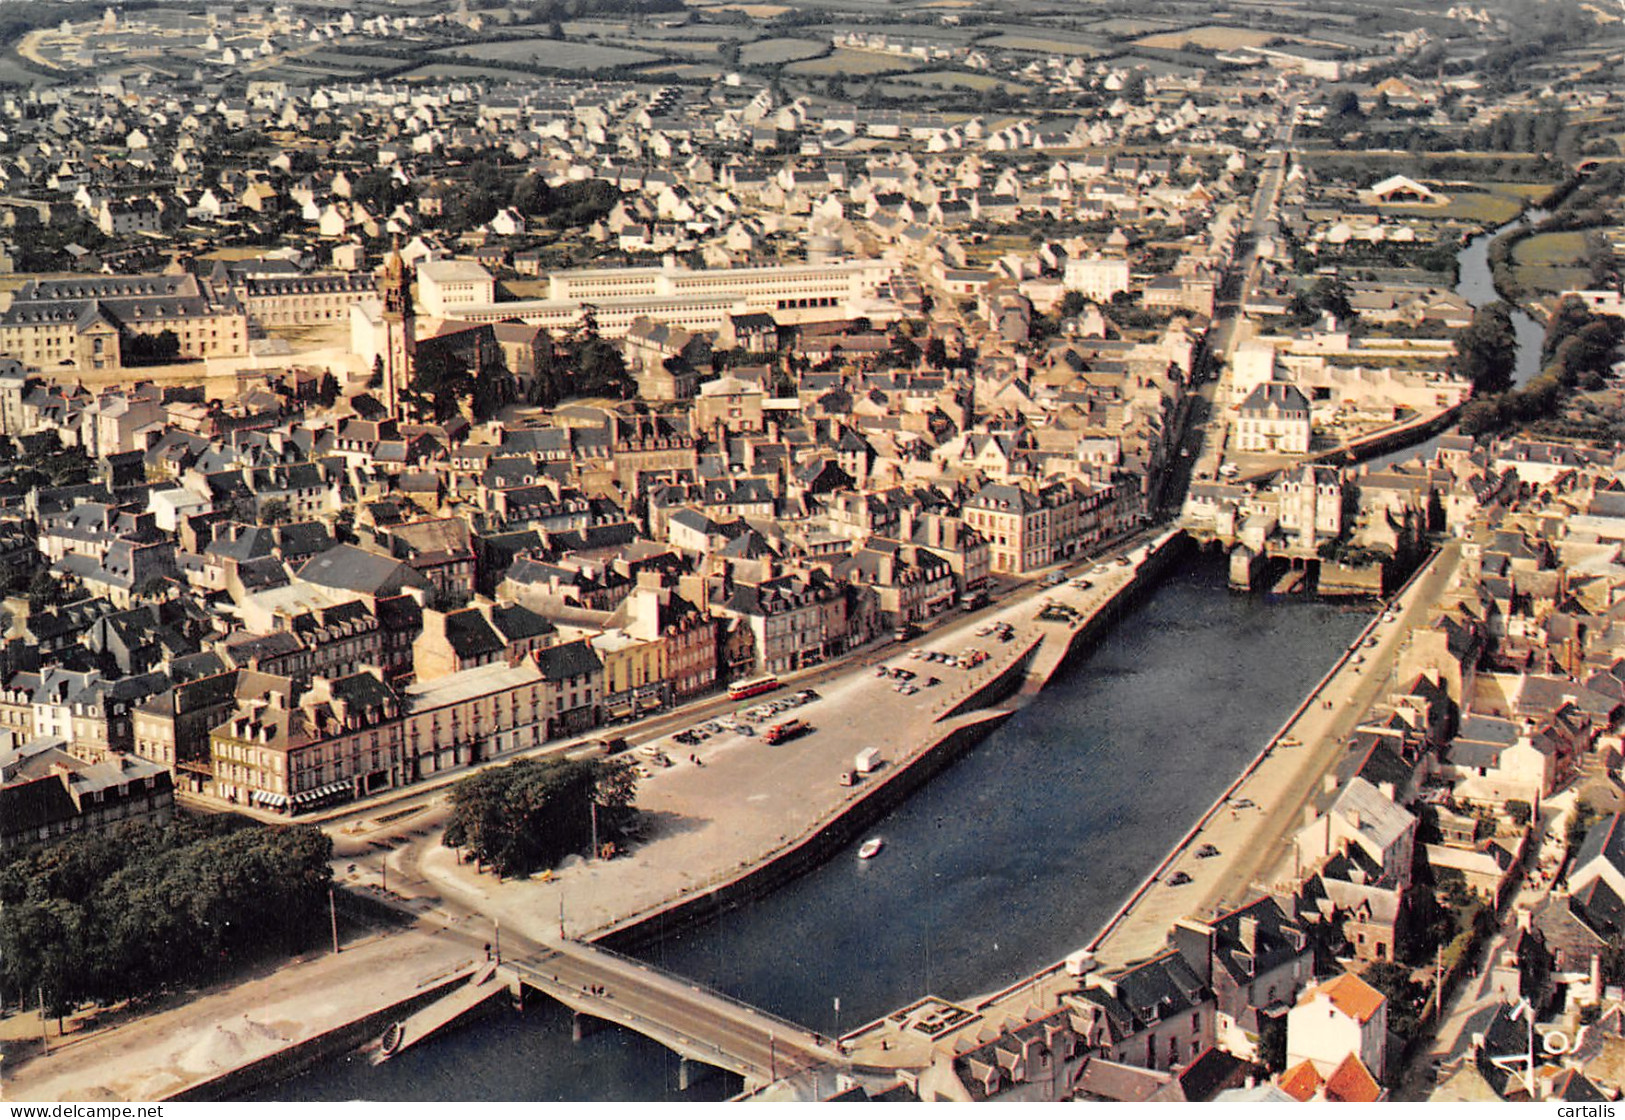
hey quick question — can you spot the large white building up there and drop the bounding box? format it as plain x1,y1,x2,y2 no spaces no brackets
437,259,899,338
1062,255,1131,303
416,260,497,317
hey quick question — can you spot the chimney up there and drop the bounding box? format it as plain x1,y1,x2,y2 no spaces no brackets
1172,918,1214,986
1348,809,1362,830
1516,906,1532,932
1238,915,1259,956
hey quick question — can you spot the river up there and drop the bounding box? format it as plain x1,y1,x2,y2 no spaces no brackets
257,553,1370,1101
1364,207,1549,470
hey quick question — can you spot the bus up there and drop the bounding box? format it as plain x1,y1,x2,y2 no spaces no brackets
728,676,780,701
763,718,810,745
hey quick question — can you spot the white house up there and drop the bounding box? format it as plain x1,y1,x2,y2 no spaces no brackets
1286,972,1389,1081
1236,381,1312,455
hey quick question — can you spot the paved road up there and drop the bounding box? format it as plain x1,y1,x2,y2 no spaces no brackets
503,939,844,1086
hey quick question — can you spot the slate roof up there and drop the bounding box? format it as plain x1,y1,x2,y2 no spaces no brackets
297,544,422,595
535,638,601,682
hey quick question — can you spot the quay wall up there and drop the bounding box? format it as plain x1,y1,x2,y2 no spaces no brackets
163,962,481,1102
1050,531,1192,674
597,529,1192,954
593,708,1016,954
1085,542,1445,959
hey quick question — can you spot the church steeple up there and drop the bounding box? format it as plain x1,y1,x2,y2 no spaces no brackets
377,238,414,418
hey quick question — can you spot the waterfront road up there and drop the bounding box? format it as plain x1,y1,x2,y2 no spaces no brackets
355,548,1158,948
1093,539,1465,966
840,539,1465,1073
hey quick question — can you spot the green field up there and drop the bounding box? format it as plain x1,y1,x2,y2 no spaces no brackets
435,38,660,68
740,36,827,64
980,33,1100,55
885,69,1028,93
1513,230,1592,295
1083,17,1181,37
787,46,922,74
1387,190,1524,225
1515,230,1589,266
402,62,548,82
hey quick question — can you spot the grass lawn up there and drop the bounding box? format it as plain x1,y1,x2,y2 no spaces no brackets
1514,264,1591,294
888,69,1026,92
1512,230,1592,294
1386,191,1524,225
1514,230,1589,267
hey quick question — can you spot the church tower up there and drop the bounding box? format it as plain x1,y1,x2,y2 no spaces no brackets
378,244,414,417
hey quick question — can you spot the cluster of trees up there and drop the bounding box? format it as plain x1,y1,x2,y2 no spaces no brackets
1459,296,1625,435
510,176,621,230
1464,107,1569,158
1285,275,1355,328
443,756,639,878
408,346,514,423
528,317,637,406
0,818,333,1018
122,329,181,366
0,431,94,494
1451,301,1518,395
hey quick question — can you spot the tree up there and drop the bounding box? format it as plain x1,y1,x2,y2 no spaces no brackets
1059,290,1088,319
924,337,948,369
1119,69,1147,106
0,819,333,1012
1362,960,1426,1040
1331,89,1363,119
569,335,634,399
443,757,640,878
1451,302,1518,395
511,172,555,218
261,499,291,526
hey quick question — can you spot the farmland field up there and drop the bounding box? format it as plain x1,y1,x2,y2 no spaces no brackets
1514,230,1588,267
886,70,1028,92
697,4,795,17
1084,17,1182,37
1513,230,1592,294
1135,25,1278,50
563,19,756,39
740,37,827,64
0,53,56,86
641,63,726,79
981,33,1100,55
434,39,660,68
787,46,923,74
401,62,553,82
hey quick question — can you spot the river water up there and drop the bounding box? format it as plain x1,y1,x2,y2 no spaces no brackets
259,554,1369,1101
1365,208,1548,470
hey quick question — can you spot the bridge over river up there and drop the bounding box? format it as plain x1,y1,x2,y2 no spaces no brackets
380,936,854,1091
